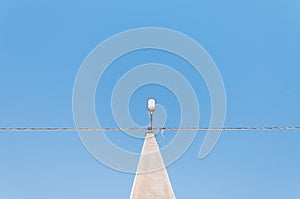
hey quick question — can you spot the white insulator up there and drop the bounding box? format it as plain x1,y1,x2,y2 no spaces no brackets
147,98,156,113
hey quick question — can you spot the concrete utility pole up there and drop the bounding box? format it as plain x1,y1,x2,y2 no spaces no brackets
130,99,176,199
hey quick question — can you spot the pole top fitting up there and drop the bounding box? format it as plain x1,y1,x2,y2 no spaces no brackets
147,98,156,132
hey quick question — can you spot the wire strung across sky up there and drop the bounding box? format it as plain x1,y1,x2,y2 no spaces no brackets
0,126,300,131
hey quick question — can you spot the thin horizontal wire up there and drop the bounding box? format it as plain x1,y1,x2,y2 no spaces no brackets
0,126,300,131
158,127,300,131
0,128,143,131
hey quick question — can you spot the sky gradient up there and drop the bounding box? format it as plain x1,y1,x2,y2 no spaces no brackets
1,0,300,198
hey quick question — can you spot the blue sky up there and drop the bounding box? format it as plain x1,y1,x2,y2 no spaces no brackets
1,0,300,198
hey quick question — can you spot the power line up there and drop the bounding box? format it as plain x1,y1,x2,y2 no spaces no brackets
158,126,300,131
0,126,300,132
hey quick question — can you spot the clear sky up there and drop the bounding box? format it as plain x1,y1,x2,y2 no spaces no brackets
1,0,300,198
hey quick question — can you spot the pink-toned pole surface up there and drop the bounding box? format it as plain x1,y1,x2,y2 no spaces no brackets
130,132,176,199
